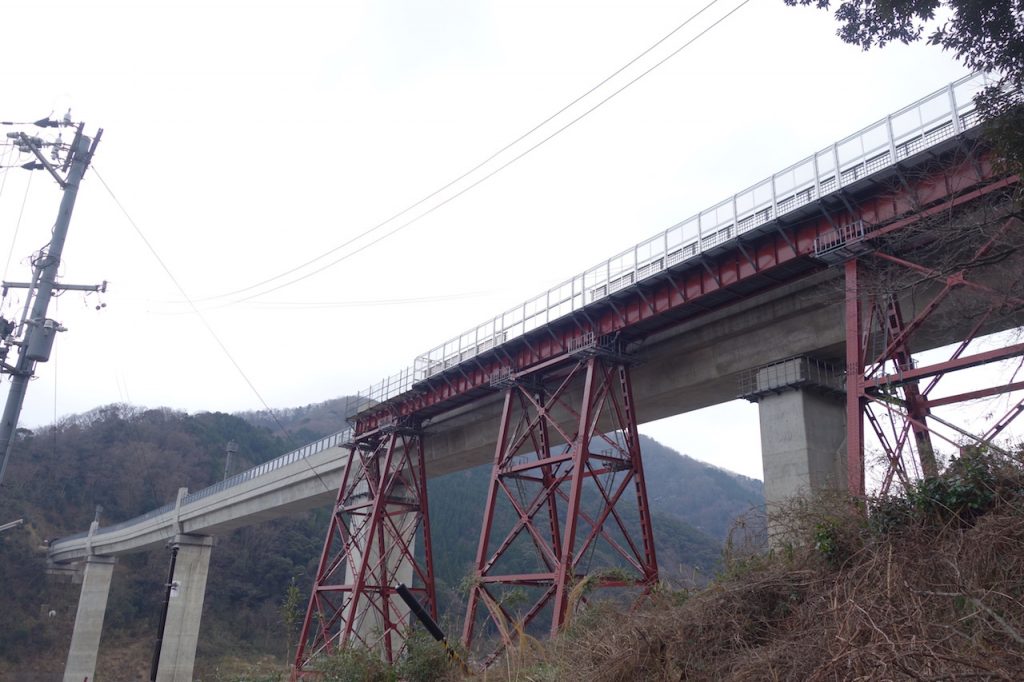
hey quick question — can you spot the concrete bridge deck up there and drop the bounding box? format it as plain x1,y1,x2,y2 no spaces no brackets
47,266,849,564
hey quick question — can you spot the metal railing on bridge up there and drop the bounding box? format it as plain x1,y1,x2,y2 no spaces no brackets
181,427,352,505
354,72,997,409
51,73,1001,553
53,427,354,548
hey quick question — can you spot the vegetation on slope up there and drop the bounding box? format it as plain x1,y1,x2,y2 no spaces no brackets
498,447,1024,681
0,404,324,681
289,447,1024,681
0,400,761,681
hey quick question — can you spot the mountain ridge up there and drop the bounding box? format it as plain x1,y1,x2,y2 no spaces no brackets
0,398,763,681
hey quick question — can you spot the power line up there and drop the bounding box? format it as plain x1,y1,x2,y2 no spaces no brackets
189,0,738,304
215,0,754,307
147,290,493,314
0,144,15,276
91,166,332,492
4,169,33,282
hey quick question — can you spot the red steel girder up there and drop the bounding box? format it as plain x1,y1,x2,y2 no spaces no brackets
292,427,436,678
356,151,1008,436
863,342,1024,390
461,355,658,665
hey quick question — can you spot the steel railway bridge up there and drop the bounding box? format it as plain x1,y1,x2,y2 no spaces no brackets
47,73,1023,681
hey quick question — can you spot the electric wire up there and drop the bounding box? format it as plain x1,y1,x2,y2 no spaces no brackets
48,1,751,501
0,144,12,195
150,290,492,314
52,303,58,458
0,144,13,276
4,170,33,282
244,292,487,309
91,166,332,492
215,0,754,308
190,0,737,304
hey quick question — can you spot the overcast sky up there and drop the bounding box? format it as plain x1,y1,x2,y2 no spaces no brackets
0,0,992,480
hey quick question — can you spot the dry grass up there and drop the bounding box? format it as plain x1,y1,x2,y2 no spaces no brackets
482,453,1024,681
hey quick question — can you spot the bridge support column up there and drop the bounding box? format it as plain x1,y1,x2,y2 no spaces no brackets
154,534,214,682
462,344,658,666
746,358,847,517
293,424,435,678
63,554,116,682
342,510,416,647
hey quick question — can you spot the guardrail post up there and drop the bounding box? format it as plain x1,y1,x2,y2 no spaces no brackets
84,519,98,557
173,487,188,535
947,83,962,134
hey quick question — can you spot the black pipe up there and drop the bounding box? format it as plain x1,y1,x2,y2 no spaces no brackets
396,583,445,642
396,583,468,672
149,545,179,682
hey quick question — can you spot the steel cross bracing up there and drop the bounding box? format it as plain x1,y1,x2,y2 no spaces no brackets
845,201,1024,496
292,424,436,678
461,345,658,665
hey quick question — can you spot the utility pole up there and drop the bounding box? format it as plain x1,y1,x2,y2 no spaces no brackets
0,119,104,490
223,440,239,480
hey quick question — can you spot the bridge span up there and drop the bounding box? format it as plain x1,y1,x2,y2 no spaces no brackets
47,73,1024,681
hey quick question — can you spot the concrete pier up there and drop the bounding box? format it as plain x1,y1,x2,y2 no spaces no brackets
343,508,415,655
155,534,214,682
63,555,116,682
748,358,848,516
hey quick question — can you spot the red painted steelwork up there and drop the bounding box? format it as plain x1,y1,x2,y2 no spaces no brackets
845,209,1024,495
356,156,1003,437
461,352,658,665
845,259,866,496
293,129,1020,670
292,427,436,678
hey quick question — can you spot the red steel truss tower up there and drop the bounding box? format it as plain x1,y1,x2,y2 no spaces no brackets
836,178,1024,496
461,335,658,664
292,421,436,678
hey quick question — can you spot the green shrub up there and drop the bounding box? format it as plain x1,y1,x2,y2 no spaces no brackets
395,631,457,682
907,449,997,523
315,647,396,682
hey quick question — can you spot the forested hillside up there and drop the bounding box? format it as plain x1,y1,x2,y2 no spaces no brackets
0,400,762,681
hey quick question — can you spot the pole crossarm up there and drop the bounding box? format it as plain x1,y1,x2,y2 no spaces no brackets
1,280,106,293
